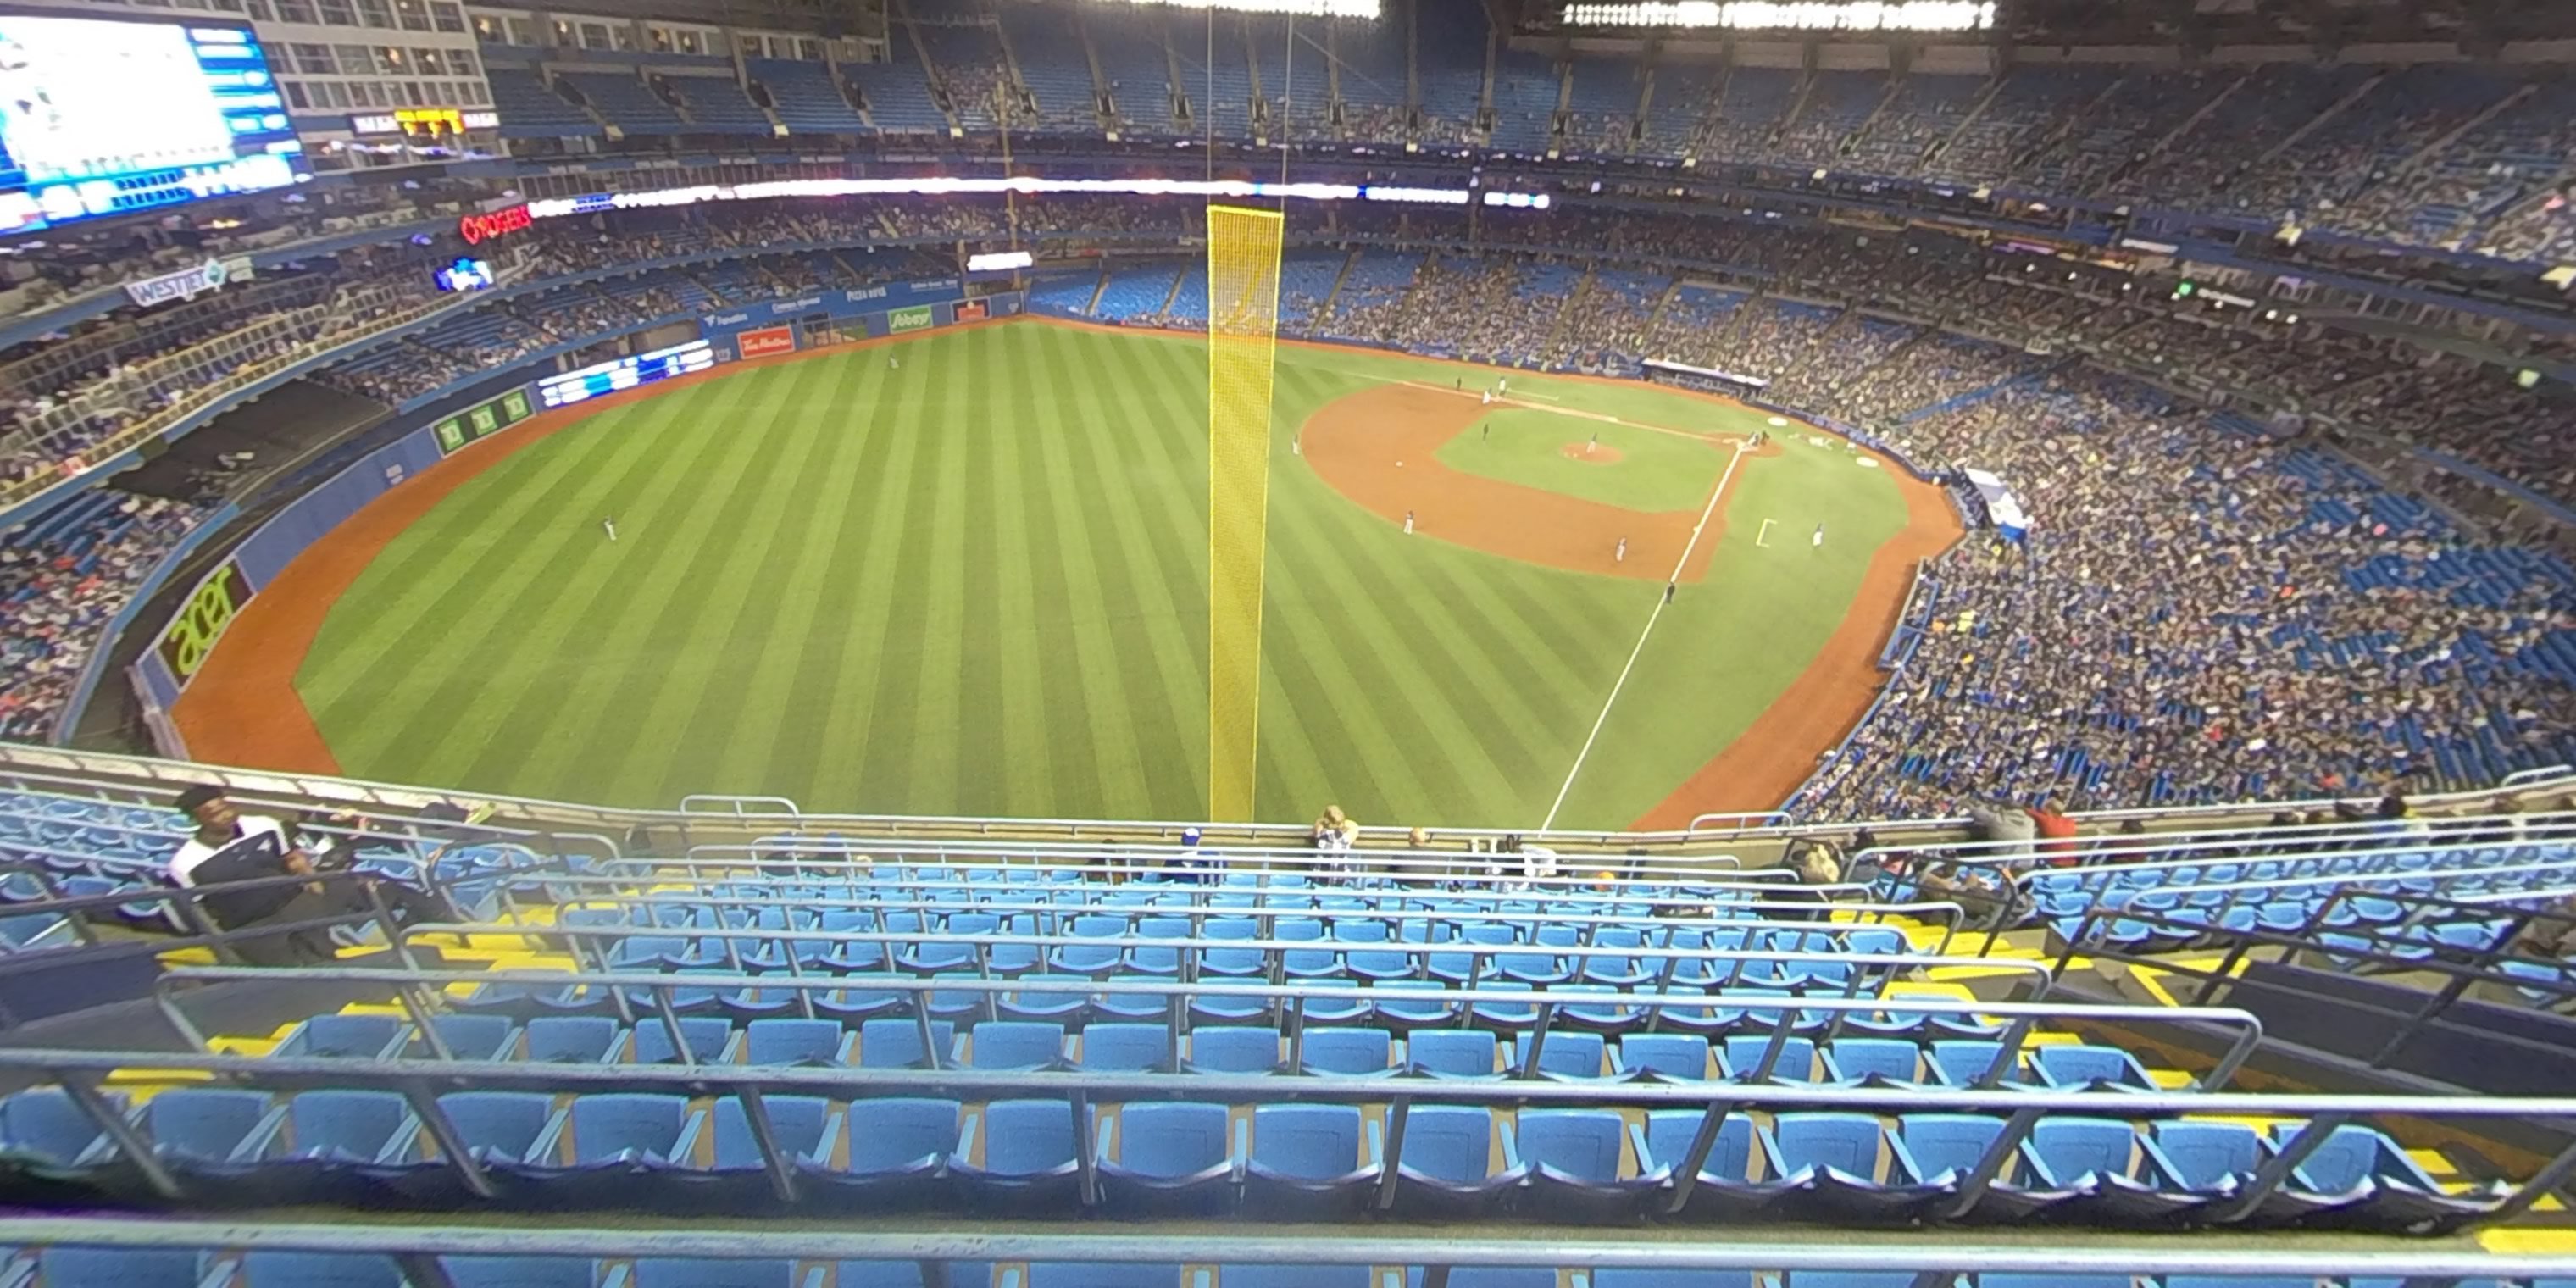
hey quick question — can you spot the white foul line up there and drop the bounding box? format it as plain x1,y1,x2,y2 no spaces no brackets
1537,441,1752,833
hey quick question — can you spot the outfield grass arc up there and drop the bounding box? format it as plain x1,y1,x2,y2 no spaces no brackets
203,320,1941,830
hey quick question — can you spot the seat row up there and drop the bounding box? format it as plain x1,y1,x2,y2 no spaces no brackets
25,1247,2515,1288
455,974,1898,1036
0,1084,2475,1230
244,1008,2146,1083
237,1011,2142,1088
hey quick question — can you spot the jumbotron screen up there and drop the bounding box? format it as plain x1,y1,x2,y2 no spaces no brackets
0,9,304,236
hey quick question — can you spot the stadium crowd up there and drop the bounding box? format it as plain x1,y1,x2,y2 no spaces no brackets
0,196,2563,822
0,494,215,741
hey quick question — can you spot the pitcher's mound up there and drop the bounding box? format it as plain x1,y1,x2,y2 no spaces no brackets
1559,442,1624,464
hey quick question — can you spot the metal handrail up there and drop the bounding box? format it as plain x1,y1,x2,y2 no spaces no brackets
5,1218,2576,1280
1863,813,2576,884
652,843,1758,887
515,886,1956,942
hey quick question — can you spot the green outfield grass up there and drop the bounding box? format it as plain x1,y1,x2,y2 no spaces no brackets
296,322,1909,829
1435,406,1730,513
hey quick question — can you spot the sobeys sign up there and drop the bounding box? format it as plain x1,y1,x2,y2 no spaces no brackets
888,305,934,333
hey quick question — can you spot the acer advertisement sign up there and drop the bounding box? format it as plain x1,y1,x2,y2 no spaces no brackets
737,325,797,358
458,203,533,246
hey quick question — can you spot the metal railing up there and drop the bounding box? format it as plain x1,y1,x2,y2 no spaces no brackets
7,1218,2576,1285
2056,887,2576,1069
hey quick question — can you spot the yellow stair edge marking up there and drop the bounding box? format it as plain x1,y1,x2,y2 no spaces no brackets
2129,966,2183,1008
2481,1225,2576,1252
156,947,218,968
1885,981,1977,1002
2148,1069,2195,1090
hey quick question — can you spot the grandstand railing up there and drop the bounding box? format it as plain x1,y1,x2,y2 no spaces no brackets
2055,889,2576,1068
19,980,2549,1222
12,1217,2576,1282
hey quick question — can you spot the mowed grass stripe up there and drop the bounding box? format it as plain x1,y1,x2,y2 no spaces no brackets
587,361,828,803
1080,329,1213,818
655,354,860,800
304,388,704,775
761,352,912,803
711,346,880,795
896,333,980,813
981,330,1057,812
809,348,941,801
947,330,1013,813
848,350,952,810
1025,327,1154,815
446,387,764,793
1015,333,1106,816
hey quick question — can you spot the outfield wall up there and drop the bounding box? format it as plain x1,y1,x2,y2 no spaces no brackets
115,290,1024,756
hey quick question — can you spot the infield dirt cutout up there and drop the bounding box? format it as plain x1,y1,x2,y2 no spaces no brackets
1297,373,1960,824
1302,382,1773,580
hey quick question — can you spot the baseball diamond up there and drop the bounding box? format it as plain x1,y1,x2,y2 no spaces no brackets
175,319,1951,830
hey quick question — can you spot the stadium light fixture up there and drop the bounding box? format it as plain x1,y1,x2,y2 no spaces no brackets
1090,0,1380,17
1558,1,1996,31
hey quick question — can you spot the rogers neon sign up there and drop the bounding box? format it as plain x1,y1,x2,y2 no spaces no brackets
458,203,533,245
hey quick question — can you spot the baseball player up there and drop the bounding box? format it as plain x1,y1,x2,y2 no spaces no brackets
1813,522,1826,549
1615,536,1628,564
602,516,617,542
1403,509,1416,536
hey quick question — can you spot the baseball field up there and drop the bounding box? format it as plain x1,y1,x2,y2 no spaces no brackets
178,319,1958,831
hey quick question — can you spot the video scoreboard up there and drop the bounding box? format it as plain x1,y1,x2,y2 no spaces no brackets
536,340,715,408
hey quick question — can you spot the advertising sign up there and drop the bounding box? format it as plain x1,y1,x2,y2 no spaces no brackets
738,325,797,358
155,561,249,682
888,305,933,334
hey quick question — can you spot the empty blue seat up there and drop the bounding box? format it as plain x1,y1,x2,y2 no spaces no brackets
1440,1270,1558,1288
1613,1035,1711,1080
857,1019,956,1069
1299,1027,1396,1075
1407,1029,1499,1078
629,1018,734,1065
1513,1031,1607,1080
1076,1023,1171,1072
34,1246,212,1288
1637,1110,1793,1221
273,1090,411,1164
274,1014,404,1060
1245,1103,1375,1218
442,1254,600,1288
1720,1035,1818,1083
1186,1026,1281,1074
1098,1101,1235,1214
955,1099,1080,1212
630,1257,802,1288
966,1021,1066,1070
523,1017,621,1064
1390,1105,1523,1218
240,1250,407,1287
1513,1108,1661,1219
1821,1039,1924,1085
741,1019,853,1067
566,1093,691,1167
1024,1264,1180,1288
2030,1044,2157,1091
1217,1267,1372,1288
0,1088,104,1164
144,1087,276,1163
412,1015,517,1061
704,1095,835,1188
823,1097,959,1206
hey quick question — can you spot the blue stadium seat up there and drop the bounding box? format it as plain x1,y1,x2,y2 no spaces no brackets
1720,1035,1818,1083
1075,1023,1172,1072
239,1250,406,1287
1185,1026,1281,1074
698,1095,836,1202
442,1254,600,1288
0,1088,105,1165
629,1019,735,1065
273,1013,405,1060
524,1018,622,1064
966,1021,1066,1070
1406,1029,1500,1078
1638,1110,1791,1221
1593,1272,1762,1288
431,1091,558,1167
741,1019,855,1067
1513,1031,1608,1080
411,1015,518,1061
1297,1027,1396,1076
33,1246,213,1288
144,1087,278,1166
1024,1265,1179,1288
1389,1105,1524,1218
954,1100,1080,1213
629,1257,803,1288
1244,1103,1375,1219
2030,1044,2157,1091
1512,1108,1663,1219
857,1019,956,1069
1217,1268,1373,1288
1613,1035,1713,1080
820,1097,958,1208
1096,1102,1235,1215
